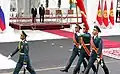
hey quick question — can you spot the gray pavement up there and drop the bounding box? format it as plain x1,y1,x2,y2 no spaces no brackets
0,36,120,74
102,35,120,41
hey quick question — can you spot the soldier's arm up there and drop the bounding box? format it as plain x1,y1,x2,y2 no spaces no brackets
10,47,19,57
98,38,103,57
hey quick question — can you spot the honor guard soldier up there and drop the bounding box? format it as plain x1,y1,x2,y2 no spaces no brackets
73,25,96,74
60,25,87,73
83,25,109,74
8,31,36,74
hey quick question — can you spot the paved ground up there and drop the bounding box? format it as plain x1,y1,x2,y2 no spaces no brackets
0,36,120,74
102,35,120,41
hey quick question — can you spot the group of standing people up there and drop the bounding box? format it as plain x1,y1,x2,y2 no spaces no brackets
60,24,109,74
31,4,45,23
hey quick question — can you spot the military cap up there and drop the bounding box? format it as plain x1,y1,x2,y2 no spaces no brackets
22,31,27,37
94,25,101,32
75,25,82,29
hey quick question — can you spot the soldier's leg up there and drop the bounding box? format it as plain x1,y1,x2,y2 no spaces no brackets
77,51,87,73
100,59,109,74
13,62,23,74
82,58,87,69
73,53,84,74
26,60,36,74
61,49,78,71
86,55,97,72
84,56,96,74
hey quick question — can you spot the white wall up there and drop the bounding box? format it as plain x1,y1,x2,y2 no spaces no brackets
87,0,117,25
87,0,120,36
49,0,58,8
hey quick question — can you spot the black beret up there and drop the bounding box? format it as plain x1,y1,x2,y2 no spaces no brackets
94,25,101,32
22,31,27,37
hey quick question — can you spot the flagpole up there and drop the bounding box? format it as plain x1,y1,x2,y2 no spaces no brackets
75,2,79,26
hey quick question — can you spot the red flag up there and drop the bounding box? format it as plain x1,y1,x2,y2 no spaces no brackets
103,0,108,27
96,0,102,25
109,0,114,25
76,0,89,30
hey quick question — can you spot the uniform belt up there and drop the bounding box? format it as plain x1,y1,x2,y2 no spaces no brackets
84,44,90,45
92,47,98,49
20,53,25,55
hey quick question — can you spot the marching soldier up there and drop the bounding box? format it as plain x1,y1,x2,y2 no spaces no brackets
8,31,36,74
83,25,109,74
60,25,87,73
73,25,96,74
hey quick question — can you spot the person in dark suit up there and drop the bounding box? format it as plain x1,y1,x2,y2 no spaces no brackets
31,6,37,23
39,4,45,23
83,25,109,74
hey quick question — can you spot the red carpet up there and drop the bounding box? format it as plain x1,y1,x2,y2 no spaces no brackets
44,30,120,48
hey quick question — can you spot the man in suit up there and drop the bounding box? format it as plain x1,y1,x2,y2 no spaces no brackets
83,25,109,74
60,25,87,73
8,31,36,74
31,6,37,23
39,4,45,23
73,25,96,74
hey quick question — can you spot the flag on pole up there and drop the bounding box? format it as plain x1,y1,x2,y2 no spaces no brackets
76,0,89,30
103,0,108,27
109,0,114,25
96,0,102,26
0,7,6,31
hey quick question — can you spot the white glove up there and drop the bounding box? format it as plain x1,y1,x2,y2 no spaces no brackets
8,55,11,59
23,64,27,68
100,60,104,67
76,32,81,36
79,45,81,49
97,58,100,62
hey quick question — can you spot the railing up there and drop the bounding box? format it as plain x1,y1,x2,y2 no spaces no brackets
9,9,82,25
